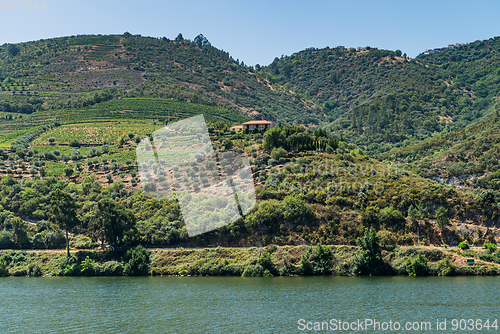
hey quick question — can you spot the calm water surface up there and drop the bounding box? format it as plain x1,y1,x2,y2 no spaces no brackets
0,276,499,333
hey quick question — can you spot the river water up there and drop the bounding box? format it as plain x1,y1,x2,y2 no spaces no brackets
0,276,499,333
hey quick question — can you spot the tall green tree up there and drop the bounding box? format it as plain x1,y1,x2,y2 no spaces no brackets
436,206,450,231
263,127,286,149
49,189,79,257
10,217,29,248
354,227,385,275
91,197,137,250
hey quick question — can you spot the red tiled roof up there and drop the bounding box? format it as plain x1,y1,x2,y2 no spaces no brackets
242,120,273,125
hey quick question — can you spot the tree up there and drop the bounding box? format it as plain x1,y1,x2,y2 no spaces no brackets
49,189,79,257
64,166,74,178
175,33,184,42
8,44,19,57
436,206,449,231
263,127,286,149
193,34,211,47
270,147,287,160
10,217,29,248
354,227,385,275
91,197,137,250
222,138,233,150
118,134,127,146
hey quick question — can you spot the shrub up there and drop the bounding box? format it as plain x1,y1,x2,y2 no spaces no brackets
257,252,277,276
405,253,429,276
271,147,287,160
96,261,124,276
123,246,151,276
69,139,81,148
58,256,81,276
27,263,42,277
300,244,333,275
281,195,311,221
484,243,497,253
242,263,264,277
72,236,98,249
48,137,55,143
437,258,455,276
458,242,470,250
143,182,157,192
222,139,233,149
80,256,96,276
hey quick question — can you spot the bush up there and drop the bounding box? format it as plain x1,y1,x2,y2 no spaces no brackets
58,256,81,276
405,253,429,276
96,261,124,276
0,230,14,249
69,140,81,148
458,242,470,250
270,147,287,161
28,263,42,277
281,195,311,221
0,257,9,277
242,263,264,277
257,252,277,276
300,244,333,275
484,243,497,253
437,258,455,276
80,256,96,276
72,236,98,249
222,139,233,149
123,245,151,276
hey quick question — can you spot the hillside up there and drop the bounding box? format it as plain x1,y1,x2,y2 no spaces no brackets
2,33,498,144
261,46,490,149
416,36,500,101
0,33,500,256
0,33,317,128
381,107,500,192
0,123,498,253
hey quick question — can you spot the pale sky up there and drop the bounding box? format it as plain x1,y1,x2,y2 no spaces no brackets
1,0,499,66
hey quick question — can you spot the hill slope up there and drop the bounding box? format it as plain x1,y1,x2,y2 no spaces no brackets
262,46,485,148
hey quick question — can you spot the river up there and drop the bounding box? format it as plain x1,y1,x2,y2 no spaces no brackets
0,276,499,333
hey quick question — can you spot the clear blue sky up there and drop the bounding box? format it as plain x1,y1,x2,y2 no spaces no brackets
1,0,499,66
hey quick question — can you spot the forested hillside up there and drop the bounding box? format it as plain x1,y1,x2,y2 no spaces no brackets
0,33,500,256
262,46,499,150
416,37,500,101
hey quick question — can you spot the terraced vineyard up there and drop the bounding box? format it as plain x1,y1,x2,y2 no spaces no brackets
33,123,156,145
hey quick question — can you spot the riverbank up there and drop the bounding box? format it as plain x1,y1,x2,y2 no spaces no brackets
1,244,500,277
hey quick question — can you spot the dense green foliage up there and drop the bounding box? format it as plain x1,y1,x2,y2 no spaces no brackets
353,227,387,275
416,37,500,100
